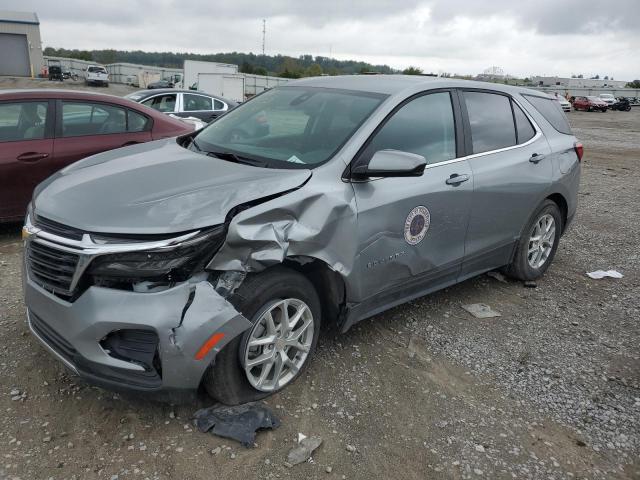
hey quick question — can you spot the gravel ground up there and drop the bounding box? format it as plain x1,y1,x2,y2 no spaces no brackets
0,76,139,96
0,98,638,480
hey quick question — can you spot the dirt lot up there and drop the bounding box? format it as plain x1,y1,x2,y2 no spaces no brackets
0,84,638,479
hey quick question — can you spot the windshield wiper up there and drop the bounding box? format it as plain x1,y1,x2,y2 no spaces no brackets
205,150,268,168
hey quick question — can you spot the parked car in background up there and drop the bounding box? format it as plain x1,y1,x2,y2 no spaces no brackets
573,96,608,112
23,77,581,404
598,93,616,107
549,93,571,112
47,59,63,82
85,65,109,87
147,79,175,89
0,89,193,222
126,89,237,122
611,97,632,111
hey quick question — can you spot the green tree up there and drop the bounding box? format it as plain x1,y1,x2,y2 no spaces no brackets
626,79,640,88
402,66,423,75
305,63,323,77
94,49,117,65
253,66,268,76
240,61,254,74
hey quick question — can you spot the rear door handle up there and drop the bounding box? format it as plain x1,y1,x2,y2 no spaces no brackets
446,173,470,186
17,152,49,162
529,153,546,164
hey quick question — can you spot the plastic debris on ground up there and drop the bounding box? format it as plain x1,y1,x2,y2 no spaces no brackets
586,270,624,279
286,434,323,466
462,303,502,319
193,403,280,447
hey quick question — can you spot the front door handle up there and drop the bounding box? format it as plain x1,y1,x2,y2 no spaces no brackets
529,153,546,164
17,152,49,162
446,173,470,186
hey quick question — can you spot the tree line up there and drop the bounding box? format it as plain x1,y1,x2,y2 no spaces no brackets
43,47,408,78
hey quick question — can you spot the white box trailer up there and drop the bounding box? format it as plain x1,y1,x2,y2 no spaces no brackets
183,60,238,90
137,71,161,89
197,73,245,103
108,62,182,87
243,73,289,97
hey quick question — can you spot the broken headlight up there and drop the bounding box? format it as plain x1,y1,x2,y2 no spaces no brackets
88,227,224,288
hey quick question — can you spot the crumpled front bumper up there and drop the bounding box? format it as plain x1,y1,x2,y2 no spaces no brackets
24,271,251,402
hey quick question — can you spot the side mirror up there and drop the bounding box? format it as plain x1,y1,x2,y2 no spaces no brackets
352,149,427,179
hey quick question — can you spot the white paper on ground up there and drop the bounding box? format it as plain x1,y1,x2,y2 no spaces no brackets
586,270,624,279
461,303,502,318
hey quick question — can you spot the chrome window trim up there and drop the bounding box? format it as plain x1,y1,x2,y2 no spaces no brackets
424,94,543,170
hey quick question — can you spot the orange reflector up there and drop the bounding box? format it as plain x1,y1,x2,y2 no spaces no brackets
194,332,226,360
21,227,31,240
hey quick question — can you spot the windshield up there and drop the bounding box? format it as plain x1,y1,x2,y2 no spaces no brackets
587,96,601,101
600,94,614,98
193,86,386,168
88,67,106,73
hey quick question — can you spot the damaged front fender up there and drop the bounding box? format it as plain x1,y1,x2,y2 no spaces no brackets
207,181,358,278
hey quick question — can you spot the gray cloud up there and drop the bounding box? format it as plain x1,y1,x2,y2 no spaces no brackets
4,0,639,80
426,0,640,34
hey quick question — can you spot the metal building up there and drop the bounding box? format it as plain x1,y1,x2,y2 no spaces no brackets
0,11,43,77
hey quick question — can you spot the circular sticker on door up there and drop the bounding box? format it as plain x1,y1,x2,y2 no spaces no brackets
404,206,431,245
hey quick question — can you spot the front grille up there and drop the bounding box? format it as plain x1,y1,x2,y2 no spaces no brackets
27,241,80,299
34,215,84,240
30,312,77,363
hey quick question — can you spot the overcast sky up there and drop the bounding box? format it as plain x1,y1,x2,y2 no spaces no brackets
7,0,640,80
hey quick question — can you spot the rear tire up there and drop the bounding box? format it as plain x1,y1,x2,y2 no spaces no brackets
202,267,321,405
506,200,563,281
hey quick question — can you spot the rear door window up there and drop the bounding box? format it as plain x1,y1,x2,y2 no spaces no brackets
0,101,48,141
213,99,226,111
522,94,572,135
463,92,516,154
142,94,177,113
127,110,150,132
512,102,536,144
183,94,213,112
360,91,456,165
61,102,127,137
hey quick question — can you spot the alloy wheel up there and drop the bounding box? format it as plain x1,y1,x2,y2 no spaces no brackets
242,298,314,392
527,213,556,269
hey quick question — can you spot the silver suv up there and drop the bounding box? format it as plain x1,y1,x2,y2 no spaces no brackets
23,76,582,404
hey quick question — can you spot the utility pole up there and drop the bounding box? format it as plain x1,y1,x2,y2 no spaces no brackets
262,19,266,56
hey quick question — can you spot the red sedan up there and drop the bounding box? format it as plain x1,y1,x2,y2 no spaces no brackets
0,89,193,222
572,96,608,112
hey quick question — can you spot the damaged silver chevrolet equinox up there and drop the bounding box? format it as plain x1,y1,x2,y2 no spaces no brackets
23,76,581,404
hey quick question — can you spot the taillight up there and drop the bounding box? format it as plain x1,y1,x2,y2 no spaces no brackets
574,142,583,162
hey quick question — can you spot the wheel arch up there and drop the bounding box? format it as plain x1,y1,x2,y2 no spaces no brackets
546,192,568,233
281,256,347,331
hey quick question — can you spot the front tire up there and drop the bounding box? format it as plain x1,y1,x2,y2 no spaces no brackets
203,267,321,405
506,200,562,281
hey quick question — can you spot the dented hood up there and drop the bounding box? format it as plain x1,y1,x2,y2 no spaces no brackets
33,139,311,234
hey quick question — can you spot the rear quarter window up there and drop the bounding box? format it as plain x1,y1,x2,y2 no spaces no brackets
523,94,572,135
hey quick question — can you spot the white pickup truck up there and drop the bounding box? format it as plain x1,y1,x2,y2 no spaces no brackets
85,65,109,87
